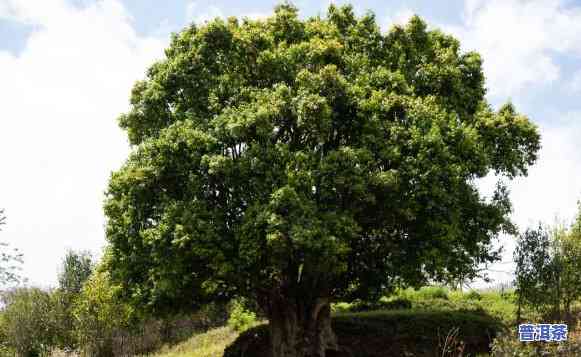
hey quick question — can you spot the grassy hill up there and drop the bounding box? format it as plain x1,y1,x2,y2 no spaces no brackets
138,326,240,357
117,288,581,357
146,308,503,357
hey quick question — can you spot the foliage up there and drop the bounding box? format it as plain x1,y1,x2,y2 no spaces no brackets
514,215,581,322
48,289,76,351
227,298,257,332
380,297,412,310
416,286,450,300
557,207,581,318
58,250,94,295
397,286,450,301
466,290,482,301
103,2,540,354
73,270,135,357
72,305,228,357
514,225,554,318
0,287,55,357
0,209,24,286
50,250,95,350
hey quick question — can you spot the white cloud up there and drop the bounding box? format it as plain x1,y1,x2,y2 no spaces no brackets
187,2,225,24
446,0,581,99
186,2,268,25
0,0,166,287
567,69,581,93
472,110,581,288
509,116,581,229
447,1,581,288
383,8,415,29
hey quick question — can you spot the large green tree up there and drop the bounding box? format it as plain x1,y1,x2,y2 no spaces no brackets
103,4,540,356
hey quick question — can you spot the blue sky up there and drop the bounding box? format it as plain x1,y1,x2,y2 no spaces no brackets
1,0,581,288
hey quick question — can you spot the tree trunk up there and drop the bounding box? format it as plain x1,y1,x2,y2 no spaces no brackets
267,295,338,357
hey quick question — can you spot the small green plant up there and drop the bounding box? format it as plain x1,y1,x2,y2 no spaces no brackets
227,298,257,332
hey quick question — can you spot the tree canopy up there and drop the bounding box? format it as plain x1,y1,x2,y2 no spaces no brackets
103,4,540,356
58,250,94,296
514,209,581,322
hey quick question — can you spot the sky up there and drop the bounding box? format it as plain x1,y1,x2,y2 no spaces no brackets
1,0,581,289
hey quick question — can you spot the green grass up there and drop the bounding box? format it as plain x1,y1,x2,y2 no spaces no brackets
399,286,450,301
332,309,505,343
139,326,240,357
332,287,522,326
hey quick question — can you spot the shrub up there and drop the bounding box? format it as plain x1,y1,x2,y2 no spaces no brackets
396,286,450,301
227,298,257,332
381,297,412,310
417,286,450,300
80,307,230,357
0,287,55,357
49,289,80,351
73,270,135,357
466,290,482,301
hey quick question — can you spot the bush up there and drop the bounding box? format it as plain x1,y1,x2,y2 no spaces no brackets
0,287,56,357
49,289,79,351
416,286,450,300
227,298,257,332
77,306,229,357
73,269,229,357
396,286,450,302
73,270,135,357
466,290,482,301
381,297,412,310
